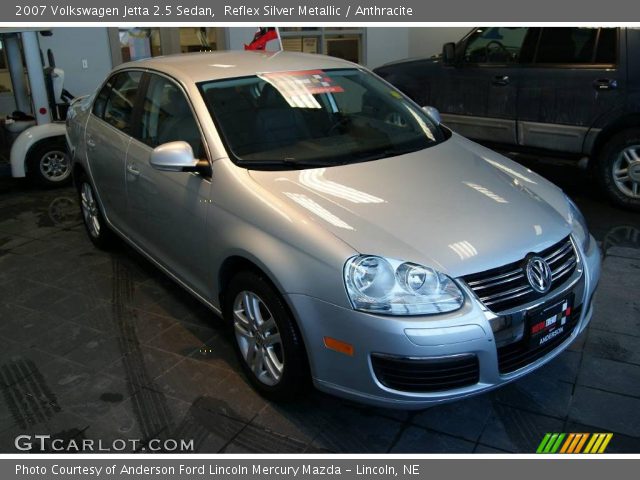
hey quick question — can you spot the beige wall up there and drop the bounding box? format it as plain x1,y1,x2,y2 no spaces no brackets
408,27,471,58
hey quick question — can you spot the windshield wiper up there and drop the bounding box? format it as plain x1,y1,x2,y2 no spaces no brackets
237,158,339,169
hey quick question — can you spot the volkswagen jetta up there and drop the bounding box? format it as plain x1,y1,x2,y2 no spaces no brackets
66,51,601,408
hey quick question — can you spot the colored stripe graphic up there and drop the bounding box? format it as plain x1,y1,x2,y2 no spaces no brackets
536,433,552,453
537,433,613,454
574,433,589,453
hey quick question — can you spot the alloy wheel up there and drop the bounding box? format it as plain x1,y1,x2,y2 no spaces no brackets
232,290,284,386
80,183,101,238
39,150,71,182
612,145,640,198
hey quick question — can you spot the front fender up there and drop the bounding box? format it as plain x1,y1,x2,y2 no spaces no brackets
10,123,67,178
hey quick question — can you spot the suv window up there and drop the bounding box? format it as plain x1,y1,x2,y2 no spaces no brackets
138,74,204,158
535,28,616,64
463,27,529,64
95,71,142,134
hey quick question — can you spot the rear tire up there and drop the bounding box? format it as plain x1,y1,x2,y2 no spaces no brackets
595,129,640,211
27,139,72,187
224,271,310,401
76,175,116,250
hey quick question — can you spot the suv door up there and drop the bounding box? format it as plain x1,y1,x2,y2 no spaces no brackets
85,70,143,231
437,27,532,144
517,27,624,153
125,73,212,296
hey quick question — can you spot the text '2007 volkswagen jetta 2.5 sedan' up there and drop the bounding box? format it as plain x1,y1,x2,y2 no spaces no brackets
66,51,601,409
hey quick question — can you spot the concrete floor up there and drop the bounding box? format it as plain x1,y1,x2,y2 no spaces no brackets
0,158,639,453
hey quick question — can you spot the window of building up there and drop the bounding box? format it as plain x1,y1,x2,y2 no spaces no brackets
280,28,365,64
179,27,221,53
118,28,162,62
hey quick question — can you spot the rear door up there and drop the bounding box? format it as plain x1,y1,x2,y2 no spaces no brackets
516,28,624,153
125,72,212,296
85,70,143,232
437,27,532,144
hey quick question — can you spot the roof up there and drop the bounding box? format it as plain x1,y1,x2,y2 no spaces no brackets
114,50,359,84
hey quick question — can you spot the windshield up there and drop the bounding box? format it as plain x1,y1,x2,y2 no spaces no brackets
198,68,445,168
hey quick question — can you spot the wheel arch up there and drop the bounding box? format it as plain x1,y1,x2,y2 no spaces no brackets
589,113,640,163
9,123,67,178
217,253,313,374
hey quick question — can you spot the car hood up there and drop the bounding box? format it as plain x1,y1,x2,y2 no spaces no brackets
247,134,572,278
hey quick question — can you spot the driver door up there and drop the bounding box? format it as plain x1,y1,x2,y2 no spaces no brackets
436,27,532,144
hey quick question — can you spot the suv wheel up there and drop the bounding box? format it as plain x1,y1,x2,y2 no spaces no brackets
224,271,309,400
596,129,640,210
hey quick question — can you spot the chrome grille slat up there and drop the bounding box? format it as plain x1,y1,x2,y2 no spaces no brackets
544,241,572,264
483,287,535,306
552,258,577,280
462,236,578,314
466,269,522,287
471,272,524,291
480,283,532,303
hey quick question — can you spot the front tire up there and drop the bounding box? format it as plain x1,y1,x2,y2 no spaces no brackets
595,129,640,210
77,176,115,250
27,139,72,187
224,271,309,400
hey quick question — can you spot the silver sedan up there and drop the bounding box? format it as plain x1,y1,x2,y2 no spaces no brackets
66,51,601,409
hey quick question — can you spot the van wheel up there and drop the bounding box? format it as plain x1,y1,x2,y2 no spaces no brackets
27,140,72,187
224,271,309,400
77,176,115,250
596,129,640,211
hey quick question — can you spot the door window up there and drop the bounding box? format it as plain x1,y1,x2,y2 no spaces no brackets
463,27,529,64
138,74,204,158
534,28,617,64
95,71,142,135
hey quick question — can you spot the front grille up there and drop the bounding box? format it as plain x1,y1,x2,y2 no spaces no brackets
462,236,578,314
371,353,479,393
497,305,582,374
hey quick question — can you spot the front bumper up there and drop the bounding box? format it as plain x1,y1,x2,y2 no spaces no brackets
286,235,601,409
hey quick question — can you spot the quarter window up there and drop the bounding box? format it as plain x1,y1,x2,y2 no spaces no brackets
138,75,204,158
535,28,617,64
97,71,142,134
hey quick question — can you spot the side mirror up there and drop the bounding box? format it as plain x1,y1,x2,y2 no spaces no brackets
149,141,209,174
422,106,441,126
442,42,456,65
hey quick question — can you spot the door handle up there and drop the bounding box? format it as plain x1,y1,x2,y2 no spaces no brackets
126,163,140,176
492,75,510,86
593,78,618,91
86,137,96,148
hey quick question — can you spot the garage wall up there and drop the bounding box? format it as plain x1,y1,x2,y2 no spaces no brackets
408,27,471,58
225,28,411,69
365,28,410,69
38,28,113,97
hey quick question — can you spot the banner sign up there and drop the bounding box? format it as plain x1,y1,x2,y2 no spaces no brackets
4,0,640,22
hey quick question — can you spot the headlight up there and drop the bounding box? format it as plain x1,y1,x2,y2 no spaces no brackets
344,255,464,315
567,197,591,252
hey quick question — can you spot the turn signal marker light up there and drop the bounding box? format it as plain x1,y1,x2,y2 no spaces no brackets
323,337,354,356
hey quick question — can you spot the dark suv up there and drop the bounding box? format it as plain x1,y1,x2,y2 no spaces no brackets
374,27,640,210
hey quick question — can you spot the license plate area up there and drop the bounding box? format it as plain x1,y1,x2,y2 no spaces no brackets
526,294,575,349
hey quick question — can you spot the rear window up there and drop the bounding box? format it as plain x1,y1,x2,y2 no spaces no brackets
93,71,142,134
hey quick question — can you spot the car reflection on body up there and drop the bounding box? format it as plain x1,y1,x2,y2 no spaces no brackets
66,51,600,408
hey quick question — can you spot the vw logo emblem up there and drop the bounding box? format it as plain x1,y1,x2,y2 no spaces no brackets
525,256,552,293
